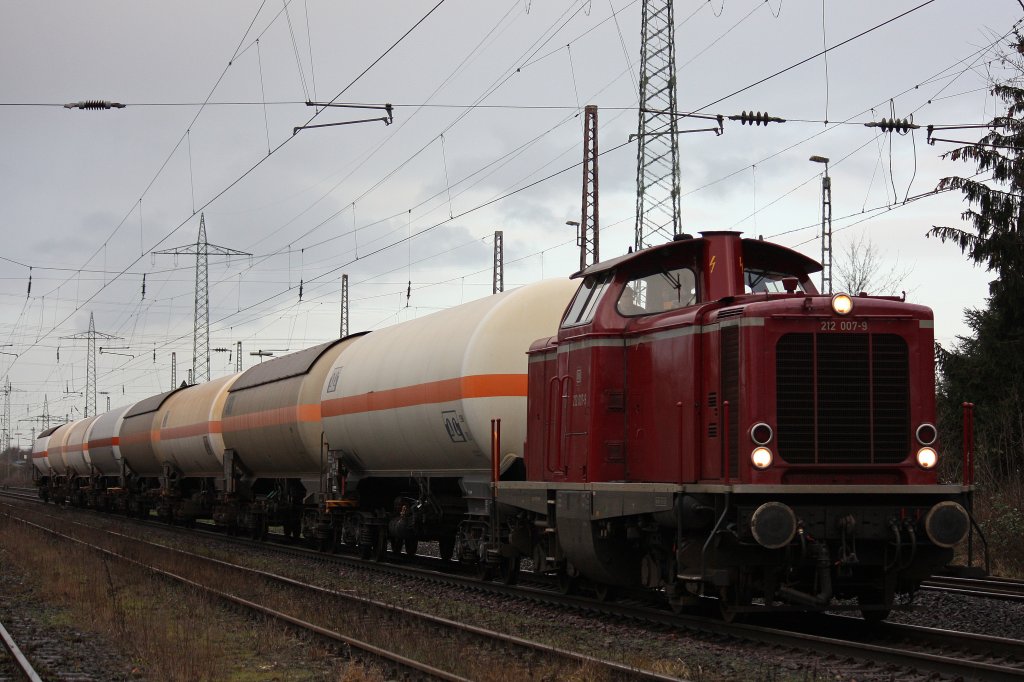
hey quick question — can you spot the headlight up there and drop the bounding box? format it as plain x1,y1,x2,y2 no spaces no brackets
751,447,773,470
916,447,938,469
831,293,853,315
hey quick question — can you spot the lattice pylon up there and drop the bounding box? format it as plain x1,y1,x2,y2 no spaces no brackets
62,312,119,417
155,213,249,384
580,105,600,270
340,274,349,338
634,0,682,250
493,231,504,294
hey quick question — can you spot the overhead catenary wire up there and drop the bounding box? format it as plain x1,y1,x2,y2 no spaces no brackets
6,3,1015,413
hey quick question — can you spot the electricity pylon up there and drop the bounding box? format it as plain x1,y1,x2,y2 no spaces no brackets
634,0,681,250
155,213,250,384
62,313,119,417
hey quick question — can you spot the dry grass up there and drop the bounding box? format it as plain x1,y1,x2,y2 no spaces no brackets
965,469,1024,577
0,515,385,681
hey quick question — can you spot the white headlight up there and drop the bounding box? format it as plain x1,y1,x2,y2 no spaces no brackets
831,293,853,315
916,447,938,469
751,447,773,470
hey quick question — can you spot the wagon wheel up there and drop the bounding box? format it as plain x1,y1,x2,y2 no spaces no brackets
475,559,494,582
557,570,577,596
498,556,521,585
372,530,388,562
594,583,614,602
438,535,455,563
857,590,891,623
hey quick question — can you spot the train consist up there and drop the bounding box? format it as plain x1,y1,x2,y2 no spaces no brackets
32,231,974,619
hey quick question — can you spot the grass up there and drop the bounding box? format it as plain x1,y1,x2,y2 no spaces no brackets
0,515,386,681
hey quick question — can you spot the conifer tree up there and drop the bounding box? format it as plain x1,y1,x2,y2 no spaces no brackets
930,33,1024,480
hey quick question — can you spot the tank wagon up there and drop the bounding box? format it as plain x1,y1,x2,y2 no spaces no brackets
33,231,975,619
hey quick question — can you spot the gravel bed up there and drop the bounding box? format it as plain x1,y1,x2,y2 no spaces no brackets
889,589,1024,639
0,545,140,681
15,503,1024,681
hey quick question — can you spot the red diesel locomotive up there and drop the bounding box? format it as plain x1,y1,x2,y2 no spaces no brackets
495,231,971,618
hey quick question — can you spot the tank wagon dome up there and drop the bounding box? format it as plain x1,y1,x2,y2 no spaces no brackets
63,415,101,476
222,337,362,480
31,424,63,476
119,386,188,477
152,374,241,477
321,278,580,480
84,404,133,477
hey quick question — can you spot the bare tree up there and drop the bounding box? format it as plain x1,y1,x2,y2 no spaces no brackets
832,230,913,295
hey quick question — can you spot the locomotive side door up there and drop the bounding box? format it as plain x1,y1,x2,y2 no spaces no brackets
699,321,741,481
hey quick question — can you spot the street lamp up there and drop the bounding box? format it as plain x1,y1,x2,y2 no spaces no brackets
249,349,288,363
809,156,832,294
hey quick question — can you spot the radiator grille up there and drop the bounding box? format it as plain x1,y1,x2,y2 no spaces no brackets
776,333,909,464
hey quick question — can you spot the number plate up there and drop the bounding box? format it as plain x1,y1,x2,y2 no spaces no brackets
819,320,868,332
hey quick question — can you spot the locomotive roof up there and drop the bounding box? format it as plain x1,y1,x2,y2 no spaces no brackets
572,231,822,279
230,334,367,392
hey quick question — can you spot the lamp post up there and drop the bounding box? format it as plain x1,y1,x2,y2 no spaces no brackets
809,156,832,294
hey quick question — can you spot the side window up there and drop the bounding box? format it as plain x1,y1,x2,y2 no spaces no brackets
561,273,612,327
617,267,697,316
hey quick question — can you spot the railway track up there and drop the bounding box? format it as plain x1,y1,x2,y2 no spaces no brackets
6,490,1024,680
922,574,1024,602
0,497,677,681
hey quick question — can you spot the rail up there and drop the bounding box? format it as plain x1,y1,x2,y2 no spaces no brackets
0,619,43,682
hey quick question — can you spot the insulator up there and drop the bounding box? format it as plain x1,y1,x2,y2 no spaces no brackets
727,110,786,126
865,117,919,133
63,100,126,110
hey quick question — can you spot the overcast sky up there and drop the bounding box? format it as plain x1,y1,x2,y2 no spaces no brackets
1,0,1020,439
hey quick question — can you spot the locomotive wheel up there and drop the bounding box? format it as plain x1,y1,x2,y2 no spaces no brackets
717,587,749,624
594,583,614,602
358,542,372,560
403,538,418,557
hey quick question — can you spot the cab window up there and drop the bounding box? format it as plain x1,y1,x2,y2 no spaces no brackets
562,272,612,327
617,267,697,316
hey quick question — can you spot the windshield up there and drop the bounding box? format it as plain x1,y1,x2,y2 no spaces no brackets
617,267,697,316
744,267,807,294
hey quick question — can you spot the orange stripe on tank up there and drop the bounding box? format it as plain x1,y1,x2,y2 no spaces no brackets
87,436,120,449
157,421,223,441
322,373,527,418
221,403,321,433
